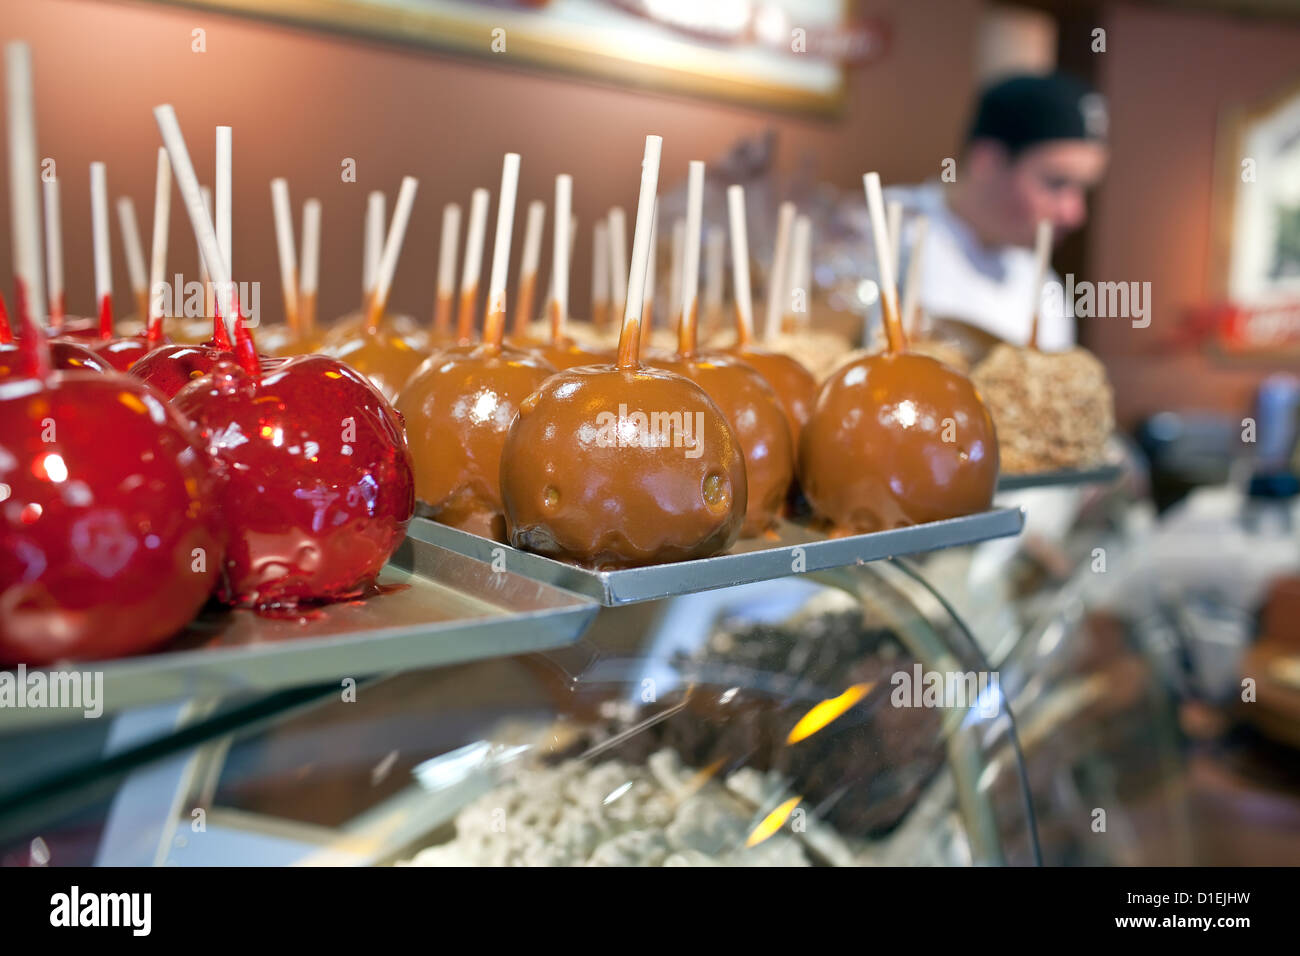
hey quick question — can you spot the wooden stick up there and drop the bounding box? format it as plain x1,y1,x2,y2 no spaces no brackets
433,202,460,334
215,125,232,293
116,197,148,318
668,218,685,330
90,162,113,336
763,201,794,342
456,187,490,343
5,42,47,327
364,175,418,334
512,198,544,336
640,202,658,351
1028,218,1053,350
608,206,628,324
43,176,64,327
482,153,521,349
199,185,214,319
270,177,299,334
154,104,249,365
727,185,755,346
863,172,904,353
900,214,929,338
550,175,572,342
591,220,609,329
363,190,384,303
615,135,662,369
146,147,171,343
299,198,320,333
703,225,725,333
785,213,811,328
886,199,903,289
678,160,704,356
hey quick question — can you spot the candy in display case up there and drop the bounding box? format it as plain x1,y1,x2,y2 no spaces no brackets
0,559,1042,866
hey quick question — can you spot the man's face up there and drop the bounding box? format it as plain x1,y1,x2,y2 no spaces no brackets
975,139,1109,247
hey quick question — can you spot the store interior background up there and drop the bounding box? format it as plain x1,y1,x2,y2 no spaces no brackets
2,0,1299,433
1,0,1299,865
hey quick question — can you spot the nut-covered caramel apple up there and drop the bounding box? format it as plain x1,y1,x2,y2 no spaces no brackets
0,317,222,665
501,140,748,567
798,173,999,533
648,163,793,537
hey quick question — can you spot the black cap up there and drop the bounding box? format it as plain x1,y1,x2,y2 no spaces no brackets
967,72,1108,157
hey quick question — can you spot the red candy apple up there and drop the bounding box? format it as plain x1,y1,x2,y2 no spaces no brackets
172,352,415,609
0,331,224,665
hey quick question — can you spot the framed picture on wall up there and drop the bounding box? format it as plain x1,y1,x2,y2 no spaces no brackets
148,0,887,114
1210,76,1300,355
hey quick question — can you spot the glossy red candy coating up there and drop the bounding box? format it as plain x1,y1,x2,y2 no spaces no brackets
0,372,224,665
131,344,285,399
83,333,155,372
0,341,112,379
173,354,415,609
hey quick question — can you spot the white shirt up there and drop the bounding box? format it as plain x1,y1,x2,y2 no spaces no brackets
883,182,1074,351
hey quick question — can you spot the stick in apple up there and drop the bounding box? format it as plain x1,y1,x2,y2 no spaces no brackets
591,220,609,330
300,198,321,334
433,202,461,336
899,214,929,339
480,153,521,350
1028,219,1052,351
512,199,544,337
146,147,171,345
270,177,299,335
727,185,756,347
549,174,572,342
5,42,47,328
678,160,705,355
863,172,904,353
43,175,64,328
615,136,662,369
363,176,419,334
763,201,794,342
89,162,113,337
456,187,490,344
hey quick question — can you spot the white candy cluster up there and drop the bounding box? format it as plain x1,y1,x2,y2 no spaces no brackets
400,748,819,867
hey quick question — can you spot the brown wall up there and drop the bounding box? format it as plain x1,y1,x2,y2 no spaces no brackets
0,0,981,330
1090,1,1300,429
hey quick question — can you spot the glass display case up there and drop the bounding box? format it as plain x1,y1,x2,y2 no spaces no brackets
0,558,1045,867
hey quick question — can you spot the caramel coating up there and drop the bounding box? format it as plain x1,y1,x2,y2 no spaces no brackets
648,351,794,537
726,345,817,445
534,336,608,371
327,329,430,403
799,352,999,532
501,364,747,568
397,344,557,541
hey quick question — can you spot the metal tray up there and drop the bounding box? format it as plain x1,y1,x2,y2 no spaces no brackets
408,508,1025,606
0,535,599,730
997,464,1123,491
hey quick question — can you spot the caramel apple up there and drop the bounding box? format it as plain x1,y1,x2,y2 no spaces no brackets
397,154,558,541
501,137,747,567
798,174,998,533
0,310,222,665
722,186,817,446
647,163,793,537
